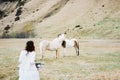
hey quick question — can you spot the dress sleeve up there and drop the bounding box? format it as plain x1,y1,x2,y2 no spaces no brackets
19,51,23,63
30,52,36,65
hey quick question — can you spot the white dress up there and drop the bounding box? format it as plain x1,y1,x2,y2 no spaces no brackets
18,50,40,80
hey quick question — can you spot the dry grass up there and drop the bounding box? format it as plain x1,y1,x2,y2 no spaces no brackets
0,39,120,80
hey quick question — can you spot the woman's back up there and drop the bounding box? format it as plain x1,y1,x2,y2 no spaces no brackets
19,50,36,70
18,41,39,80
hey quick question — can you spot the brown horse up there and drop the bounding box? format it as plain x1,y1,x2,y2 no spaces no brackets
61,38,79,56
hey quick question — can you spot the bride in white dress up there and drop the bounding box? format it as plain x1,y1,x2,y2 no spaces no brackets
19,41,40,80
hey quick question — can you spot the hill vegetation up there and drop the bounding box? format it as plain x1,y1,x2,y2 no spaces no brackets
0,0,120,39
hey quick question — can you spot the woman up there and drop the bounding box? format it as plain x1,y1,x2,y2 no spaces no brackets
18,41,40,80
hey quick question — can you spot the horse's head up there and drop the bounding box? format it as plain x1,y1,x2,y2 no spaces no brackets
58,33,66,41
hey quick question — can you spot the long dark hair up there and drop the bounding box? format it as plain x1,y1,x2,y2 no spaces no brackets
25,41,35,52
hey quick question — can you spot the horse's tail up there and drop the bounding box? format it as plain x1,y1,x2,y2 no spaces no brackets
62,40,66,48
74,40,79,56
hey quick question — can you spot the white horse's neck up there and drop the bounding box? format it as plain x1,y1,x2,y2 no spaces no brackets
53,37,63,43
47,37,63,50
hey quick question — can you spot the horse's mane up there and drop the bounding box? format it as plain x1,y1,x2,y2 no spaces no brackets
57,34,61,37
62,40,66,48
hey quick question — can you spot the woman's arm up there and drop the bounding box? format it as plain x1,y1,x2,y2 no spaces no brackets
30,52,36,65
19,51,23,63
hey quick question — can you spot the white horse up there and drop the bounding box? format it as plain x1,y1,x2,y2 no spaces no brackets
39,34,66,59
61,38,79,56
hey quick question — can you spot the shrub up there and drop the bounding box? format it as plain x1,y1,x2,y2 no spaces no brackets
0,10,5,19
15,16,20,21
16,0,27,7
0,0,19,2
15,7,22,16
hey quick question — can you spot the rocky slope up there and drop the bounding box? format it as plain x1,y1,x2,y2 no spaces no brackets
0,0,120,39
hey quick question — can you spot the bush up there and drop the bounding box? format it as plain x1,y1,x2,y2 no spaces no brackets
0,31,36,38
15,16,20,21
16,0,27,7
15,7,22,16
14,31,36,38
4,25,10,30
0,10,5,19
0,0,19,2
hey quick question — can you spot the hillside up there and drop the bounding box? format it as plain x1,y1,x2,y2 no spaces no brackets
0,0,120,39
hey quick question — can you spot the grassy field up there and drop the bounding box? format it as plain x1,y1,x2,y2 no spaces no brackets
0,39,120,80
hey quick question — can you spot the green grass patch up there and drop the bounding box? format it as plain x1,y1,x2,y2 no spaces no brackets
77,17,120,39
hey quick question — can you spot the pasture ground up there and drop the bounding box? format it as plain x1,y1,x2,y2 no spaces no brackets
0,38,120,80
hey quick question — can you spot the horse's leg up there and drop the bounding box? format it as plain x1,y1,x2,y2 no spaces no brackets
42,51,44,59
63,48,66,57
56,49,59,59
74,41,79,56
40,43,44,59
77,43,79,56
42,50,45,59
42,52,44,59
74,47,78,55
74,46,79,55
77,47,79,56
